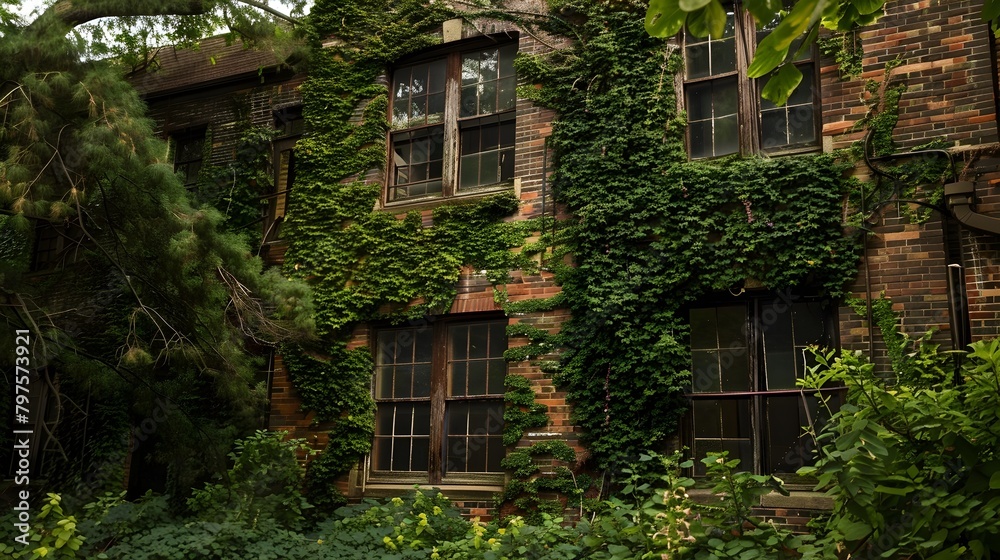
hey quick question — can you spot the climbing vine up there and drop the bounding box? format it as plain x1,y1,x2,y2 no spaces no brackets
515,0,861,470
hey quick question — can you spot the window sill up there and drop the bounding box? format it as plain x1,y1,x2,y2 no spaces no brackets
380,181,516,214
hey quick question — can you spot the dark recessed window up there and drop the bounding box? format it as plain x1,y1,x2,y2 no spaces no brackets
172,129,206,190
372,318,506,482
688,294,836,475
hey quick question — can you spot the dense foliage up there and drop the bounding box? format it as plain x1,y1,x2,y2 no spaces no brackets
517,0,858,470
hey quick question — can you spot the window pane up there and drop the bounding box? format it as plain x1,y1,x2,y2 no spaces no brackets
469,324,489,358
411,438,429,471
692,349,720,393
789,105,815,144
451,325,468,360
428,59,446,92
481,49,499,78
761,110,787,149
714,79,738,118
376,366,393,398
685,44,710,79
498,76,516,111
479,151,499,185
688,120,711,160
711,37,736,75
716,306,746,349
467,360,488,395
413,403,431,436
392,438,412,471
479,81,497,115
451,362,467,396
721,399,752,438
374,437,391,470
720,350,750,391
393,366,412,398
685,82,713,122
766,395,814,473
488,358,506,395
499,120,515,147
462,127,481,153
462,55,480,85
393,403,413,435
788,65,814,105
428,92,445,123
714,114,738,156
764,307,796,390
693,400,721,438
500,149,514,181
481,123,500,150
690,308,718,349
413,364,431,397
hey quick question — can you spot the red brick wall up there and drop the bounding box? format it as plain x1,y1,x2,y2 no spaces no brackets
823,0,998,150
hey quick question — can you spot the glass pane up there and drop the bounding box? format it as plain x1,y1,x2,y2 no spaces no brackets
462,55,480,85
446,437,466,472
467,442,487,472
460,154,479,188
500,148,514,181
488,358,506,394
480,49,499,78
451,362,467,396
480,81,497,115
451,325,468,360
688,120,711,159
393,404,413,435
711,37,736,74
499,121,515,147
714,115,738,156
685,82,713,122
374,437,391,470
487,437,504,471
714,78,738,117
410,97,426,122
721,399,751,438
498,76,516,111
685,44,710,79
462,128,480,154
716,306,746,349
427,92,445,122
429,59,446,92
411,64,427,94
414,328,433,362
461,85,478,117
392,438,411,471
789,106,815,144
761,110,787,149
693,439,721,475
411,438,429,471
720,351,750,391
413,403,431,436
692,349,720,393
376,406,393,434
469,324,489,358
376,366,393,399
500,43,517,77
792,302,826,346
690,308,718,349
767,396,814,472
413,364,431,397
692,400,721,438
449,402,469,434
764,308,796,390
467,360,487,395
479,151,499,185
394,366,412,398
481,123,500,150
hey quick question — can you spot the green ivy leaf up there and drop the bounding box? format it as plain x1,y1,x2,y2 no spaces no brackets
678,0,711,10
851,0,885,15
985,0,1000,22
646,0,687,38
760,63,802,106
748,0,819,77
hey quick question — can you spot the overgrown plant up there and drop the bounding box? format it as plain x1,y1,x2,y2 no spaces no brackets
798,341,1000,559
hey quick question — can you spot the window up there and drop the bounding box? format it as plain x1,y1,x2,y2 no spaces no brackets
387,39,517,204
687,294,836,475
172,129,206,190
371,318,506,484
30,221,84,272
264,107,302,244
683,3,818,158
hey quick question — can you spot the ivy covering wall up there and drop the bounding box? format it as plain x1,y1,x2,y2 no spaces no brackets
515,0,860,469
279,0,863,510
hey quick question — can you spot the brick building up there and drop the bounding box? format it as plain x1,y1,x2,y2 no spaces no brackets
128,0,1000,525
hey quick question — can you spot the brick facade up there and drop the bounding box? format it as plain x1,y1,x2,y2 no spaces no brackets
138,0,1000,526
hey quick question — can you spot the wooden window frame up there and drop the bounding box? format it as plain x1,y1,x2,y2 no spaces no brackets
384,36,518,206
686,293,839,477
171,128,207,191
682,3,821,159
263,107,303,244
368,315,507,487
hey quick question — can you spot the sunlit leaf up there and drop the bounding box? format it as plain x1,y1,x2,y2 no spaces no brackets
761,63,802,106
743,0,784,24
679,0,711,11
851,0,885,15
704,0,727,39
985,0,1000,22
646,0,687,38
